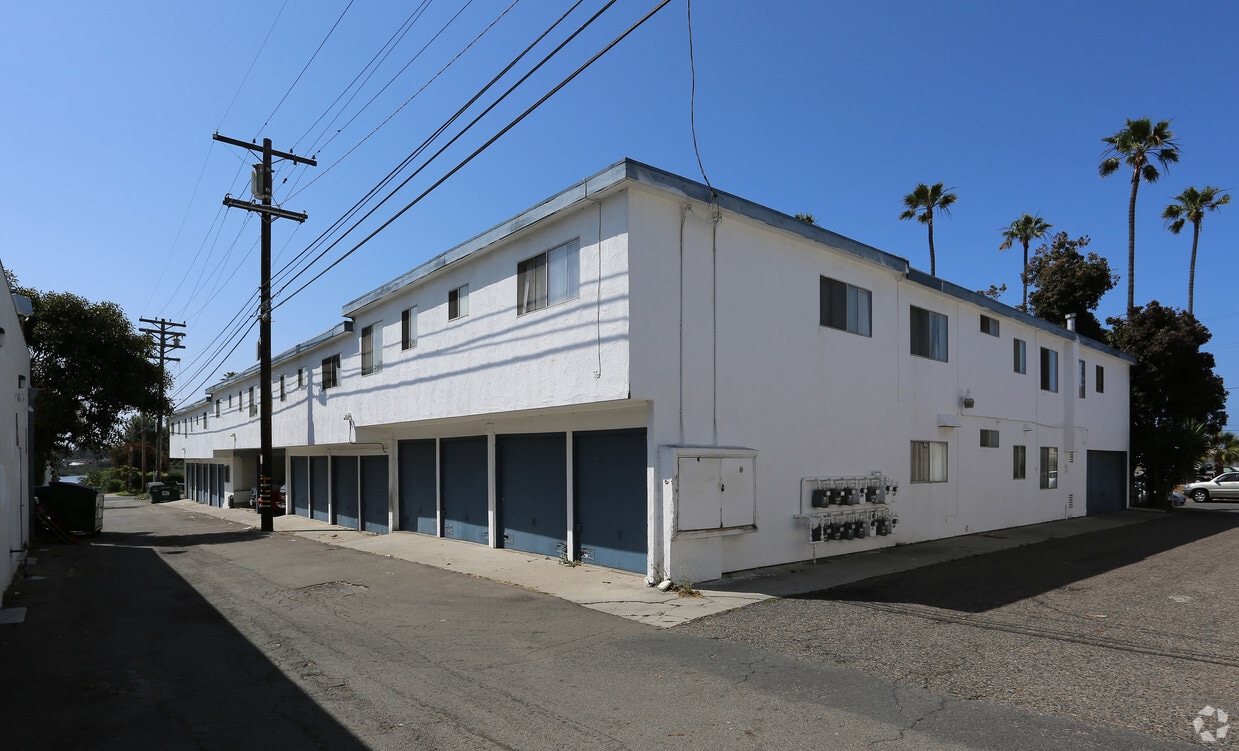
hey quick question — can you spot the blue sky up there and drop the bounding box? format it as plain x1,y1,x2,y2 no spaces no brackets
3,1,1237,424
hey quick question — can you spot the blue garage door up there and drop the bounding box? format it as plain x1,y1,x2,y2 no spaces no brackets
290,456,309,517
442,436,488,544
211,465,224,507
310,456,330,522
1087,450,1128,514
574,429,647,573
361,455,388,534
498,433,566,558
333,456,360,529
398,439,437,534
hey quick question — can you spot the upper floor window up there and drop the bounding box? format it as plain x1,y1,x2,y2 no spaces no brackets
248,386,256,416
215,399,221,417
279,375,286,402
819,277,872,336
322,354,341,390
361,323,382,376
297,367,305,389
449,284,469,320
402,306,418,350
1096,365,1105,393
910,306,948,362
517,241,580,315
1014,338,1027,374
980,429,1000,448
980,314,999,337
1040,347,1059,392
1078,359,1086,398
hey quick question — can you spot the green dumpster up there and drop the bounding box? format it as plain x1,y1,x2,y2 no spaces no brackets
148,482,181,503
39,482,104,535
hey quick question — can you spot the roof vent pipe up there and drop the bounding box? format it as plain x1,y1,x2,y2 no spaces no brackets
1066,313,1077,332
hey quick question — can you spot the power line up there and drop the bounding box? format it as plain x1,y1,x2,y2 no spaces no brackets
257,0,355,136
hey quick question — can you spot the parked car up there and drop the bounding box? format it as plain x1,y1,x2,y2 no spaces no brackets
1183,472,1239,503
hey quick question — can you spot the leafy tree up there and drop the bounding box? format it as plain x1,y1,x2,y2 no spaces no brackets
1206,431,1239,475
1099,117,1180,312
1162,185,1230,315
978,284,1007,301
899,182,957,276
15,288,169,480
998,214,1053,310
794,212,818,225
1023,233,1118,340
1107,301,1227,508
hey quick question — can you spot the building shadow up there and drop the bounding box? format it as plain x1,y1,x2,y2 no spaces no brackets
1,527,369,750
796,511,1239,613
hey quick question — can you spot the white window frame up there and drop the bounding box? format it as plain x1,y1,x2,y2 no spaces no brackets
448,284,469,320
1040,347,1059,393
980,429,1000,448
910,440,948,483
402,306,418,350
819,276,872,336
910,306,948,362
1040,446,1059,489
517,240,580,315
322,354,340,390
1013,445,1027,479
361,322,382,376
1014,338,1027,374
980,314,999,337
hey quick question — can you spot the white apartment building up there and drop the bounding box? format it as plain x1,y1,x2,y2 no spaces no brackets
1,269,32,607
172,159,1133,584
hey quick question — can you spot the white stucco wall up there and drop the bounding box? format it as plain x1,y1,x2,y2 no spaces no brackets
625,184,1130,583
0,271,31,607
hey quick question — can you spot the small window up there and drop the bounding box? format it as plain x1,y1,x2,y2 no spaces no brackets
202,411,208,429
910,306,948,362
1040,347,1059,392
980,314,999,337
215,399,221,417
402,306,418,350
1096,365,1105,393
1013,445,1026,479
1013,339,1027,374
449,284,469,320
238,391,243,412
1078,359,1086,398
228,394,233,409
517,241,580,315
819,277,872,336
910,440,948,483
248,386,256,416
1040,447,1059,489
297,367,305,389
361,323,382,376
279,375,286,402
980,429,1000,448
322,354,341,390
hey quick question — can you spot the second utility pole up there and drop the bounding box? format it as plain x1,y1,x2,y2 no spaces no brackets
215,132,315,532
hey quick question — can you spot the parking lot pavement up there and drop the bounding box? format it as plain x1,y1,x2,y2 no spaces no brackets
679,508,1239,745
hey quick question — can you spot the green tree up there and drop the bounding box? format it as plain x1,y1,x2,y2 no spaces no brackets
1099,117,1180,312
1162,185,1230,315
998,214,1053,311
899,182,957,277
794,212,818,225
1107,301,1227,508
1207,431,1239,476
1024,233,1118,340
16,288,169,480
978,283,1007,301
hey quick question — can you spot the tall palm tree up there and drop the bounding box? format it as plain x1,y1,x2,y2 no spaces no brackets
1099,117,1180,312
1163,185,1230,315
1210,431,1239,475
899,182,957,276
998,214,1053,311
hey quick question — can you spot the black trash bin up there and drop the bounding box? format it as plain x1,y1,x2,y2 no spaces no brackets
38,481,104,536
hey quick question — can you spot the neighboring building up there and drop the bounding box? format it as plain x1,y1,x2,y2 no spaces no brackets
171,159,1132,584
1,265,32,607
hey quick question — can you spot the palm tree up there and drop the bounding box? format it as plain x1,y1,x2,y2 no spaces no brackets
899,182,957,276
1099,117,1180,312
998,214,1053,311
1163,185,1230,315
1210,431,1239,476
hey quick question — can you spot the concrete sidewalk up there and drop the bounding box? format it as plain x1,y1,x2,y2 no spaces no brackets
160,498,1167,628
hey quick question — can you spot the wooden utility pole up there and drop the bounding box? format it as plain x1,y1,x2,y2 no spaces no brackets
139,317,185,485
213,132,314,532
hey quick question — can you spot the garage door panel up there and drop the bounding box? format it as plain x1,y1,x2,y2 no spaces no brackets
498,433,566,558
398,439,438,535
574,429,647,573
442,436,488,544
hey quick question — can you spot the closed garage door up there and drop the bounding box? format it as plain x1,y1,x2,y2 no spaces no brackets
361,455,388,534
574,429,647,573
310,456,329,522
1087,450,1128,514
333,456,360,529
398,439,437,534
442,436,488,544
290,456,309,517
498,433,566,558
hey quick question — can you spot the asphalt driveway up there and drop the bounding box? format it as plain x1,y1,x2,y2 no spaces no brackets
678,508,1239,744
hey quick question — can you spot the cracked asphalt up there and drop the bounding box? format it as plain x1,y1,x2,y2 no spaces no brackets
1,498,1213,749
679,508,1239,746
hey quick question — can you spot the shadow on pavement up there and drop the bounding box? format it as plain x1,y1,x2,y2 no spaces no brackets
801,511,1239,613
1,528,368,750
